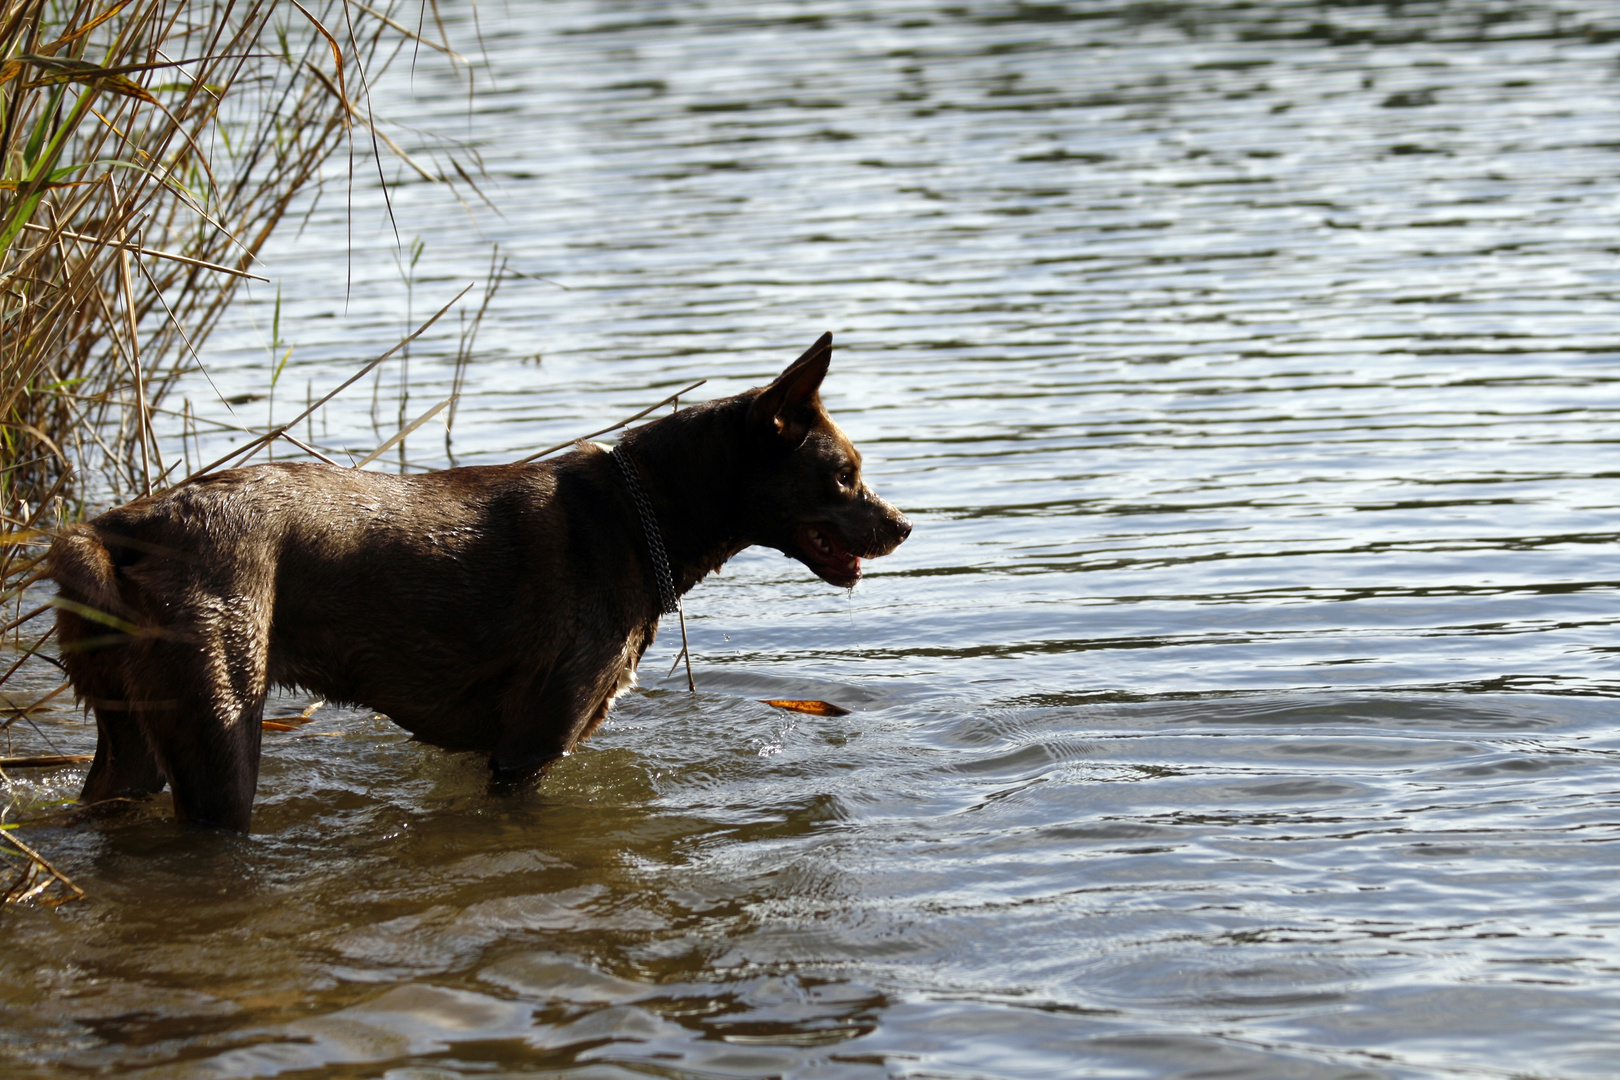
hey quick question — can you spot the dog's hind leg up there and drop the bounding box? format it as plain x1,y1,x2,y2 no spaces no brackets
59,629,167,804
141,685,266,831
53,520,274,830
151,698,264,831
57,651,163,809
52,542,166,804
136,618,270,832
81,703,166,804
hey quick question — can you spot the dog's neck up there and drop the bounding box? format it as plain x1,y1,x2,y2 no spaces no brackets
616,397,754,597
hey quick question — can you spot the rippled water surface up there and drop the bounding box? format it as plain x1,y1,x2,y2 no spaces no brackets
6,2,1620,1077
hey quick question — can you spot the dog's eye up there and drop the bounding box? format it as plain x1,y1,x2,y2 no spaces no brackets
838,468,855,489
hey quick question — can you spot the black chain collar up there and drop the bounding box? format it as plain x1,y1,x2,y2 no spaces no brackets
610,446,680,615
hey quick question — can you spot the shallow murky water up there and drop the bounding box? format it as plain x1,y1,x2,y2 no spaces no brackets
6,2,1620,1077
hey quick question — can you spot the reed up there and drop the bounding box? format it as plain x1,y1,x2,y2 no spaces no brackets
0,0,477,901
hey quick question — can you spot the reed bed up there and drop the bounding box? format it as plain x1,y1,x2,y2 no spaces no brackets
0,0,478,901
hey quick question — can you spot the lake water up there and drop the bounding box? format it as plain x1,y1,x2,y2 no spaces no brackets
5,1,1620,1077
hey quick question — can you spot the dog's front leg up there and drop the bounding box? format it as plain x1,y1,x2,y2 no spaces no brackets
487,653,608,789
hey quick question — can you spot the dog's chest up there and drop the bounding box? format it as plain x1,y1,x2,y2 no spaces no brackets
607,633,642,706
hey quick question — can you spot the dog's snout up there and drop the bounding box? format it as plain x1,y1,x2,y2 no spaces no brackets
860,486,912,547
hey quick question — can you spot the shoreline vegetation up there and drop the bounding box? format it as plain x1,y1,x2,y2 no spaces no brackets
0,0,483,903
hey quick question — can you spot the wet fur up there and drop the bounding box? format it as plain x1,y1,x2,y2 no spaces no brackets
48,334,910,831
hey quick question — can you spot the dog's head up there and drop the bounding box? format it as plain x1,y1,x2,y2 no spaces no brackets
743,333,911,588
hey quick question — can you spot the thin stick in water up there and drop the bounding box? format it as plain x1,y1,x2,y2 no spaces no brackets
677,597,695,692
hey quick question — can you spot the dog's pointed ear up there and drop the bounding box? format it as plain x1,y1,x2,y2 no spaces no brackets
749,332,832,446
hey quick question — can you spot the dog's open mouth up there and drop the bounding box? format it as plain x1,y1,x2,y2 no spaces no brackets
797,524,862,587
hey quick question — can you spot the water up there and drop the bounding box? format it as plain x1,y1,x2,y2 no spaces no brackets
5,1,1620,1076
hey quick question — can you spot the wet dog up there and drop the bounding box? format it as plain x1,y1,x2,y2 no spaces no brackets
48,333,910,830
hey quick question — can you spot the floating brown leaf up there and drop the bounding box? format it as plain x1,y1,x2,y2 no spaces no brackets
759,699,851,717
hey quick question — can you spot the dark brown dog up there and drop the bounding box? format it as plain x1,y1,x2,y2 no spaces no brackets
48,333,910,831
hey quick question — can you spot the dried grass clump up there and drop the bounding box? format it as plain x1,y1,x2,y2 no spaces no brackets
0,0,477,902
2,0,476,505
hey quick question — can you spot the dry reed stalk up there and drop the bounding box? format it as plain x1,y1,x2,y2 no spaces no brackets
515,380,709,464
2,0,478,503
1,821,83,904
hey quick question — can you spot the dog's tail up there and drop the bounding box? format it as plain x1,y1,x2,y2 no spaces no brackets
47,526,137,629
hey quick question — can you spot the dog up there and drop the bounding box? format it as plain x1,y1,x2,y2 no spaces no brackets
47,333,910,831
